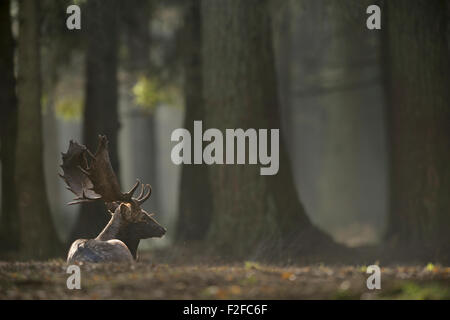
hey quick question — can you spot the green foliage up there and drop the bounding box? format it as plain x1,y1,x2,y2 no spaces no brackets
244,261,262,270
132,76,182,113
425,263,436,272
132,76,163,113
385,282,450,300
333,289,359,300
55,97,83,121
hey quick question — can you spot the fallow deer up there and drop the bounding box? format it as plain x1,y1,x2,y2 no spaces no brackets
60,135,166,263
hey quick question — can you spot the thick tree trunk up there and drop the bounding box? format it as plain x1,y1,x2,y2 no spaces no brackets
0,0,19,253
69,0,120,243
384,0,450,261
15,0,62,258
201,0,334,260
176,0,213,243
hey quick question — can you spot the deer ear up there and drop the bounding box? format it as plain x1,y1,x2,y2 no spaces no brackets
118,203,129,215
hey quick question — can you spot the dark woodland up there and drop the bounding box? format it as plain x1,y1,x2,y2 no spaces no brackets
0,0,449,300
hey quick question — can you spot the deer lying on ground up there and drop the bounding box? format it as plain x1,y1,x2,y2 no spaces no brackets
60,135,166,263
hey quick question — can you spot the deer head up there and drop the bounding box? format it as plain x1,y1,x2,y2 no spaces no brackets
60,135,166,259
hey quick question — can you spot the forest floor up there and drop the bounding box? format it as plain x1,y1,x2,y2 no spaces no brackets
0,249,449,299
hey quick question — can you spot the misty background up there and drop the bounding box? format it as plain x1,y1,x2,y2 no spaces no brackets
0,0,387,248
1,0,449,265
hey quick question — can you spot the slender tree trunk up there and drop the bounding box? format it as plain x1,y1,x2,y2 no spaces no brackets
122,0,152,72
15,0,62,258
202,0,334,260
176,0,212,243
384,0,450,261
0,0,19,253
272,1,294,151
121,0,160,216
69,0,120,243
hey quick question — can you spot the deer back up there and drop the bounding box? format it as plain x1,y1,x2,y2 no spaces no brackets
67,239,133,263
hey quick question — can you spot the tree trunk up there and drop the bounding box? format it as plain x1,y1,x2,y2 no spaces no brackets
201,0,334,260
69,0,120,243
121,0,160,216
272,1,294,151
122,0,152,72
384,0,450,261
15,0,62,258
176,0,213,243
0,0,19,253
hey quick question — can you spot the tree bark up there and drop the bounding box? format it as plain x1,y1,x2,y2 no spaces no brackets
69,0,120,243
176,0,213,243
384,0,450,261
201,0,334,260
0,0,19,253
15,0,62,258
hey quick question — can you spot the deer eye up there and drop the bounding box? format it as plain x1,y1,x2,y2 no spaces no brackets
135,212,147,222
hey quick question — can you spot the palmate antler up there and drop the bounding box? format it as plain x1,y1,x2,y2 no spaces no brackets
60,135,152,206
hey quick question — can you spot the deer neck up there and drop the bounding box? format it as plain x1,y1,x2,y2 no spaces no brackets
116,230,140,260
95,212,125,241
94,210,141,260
95,213,140,260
